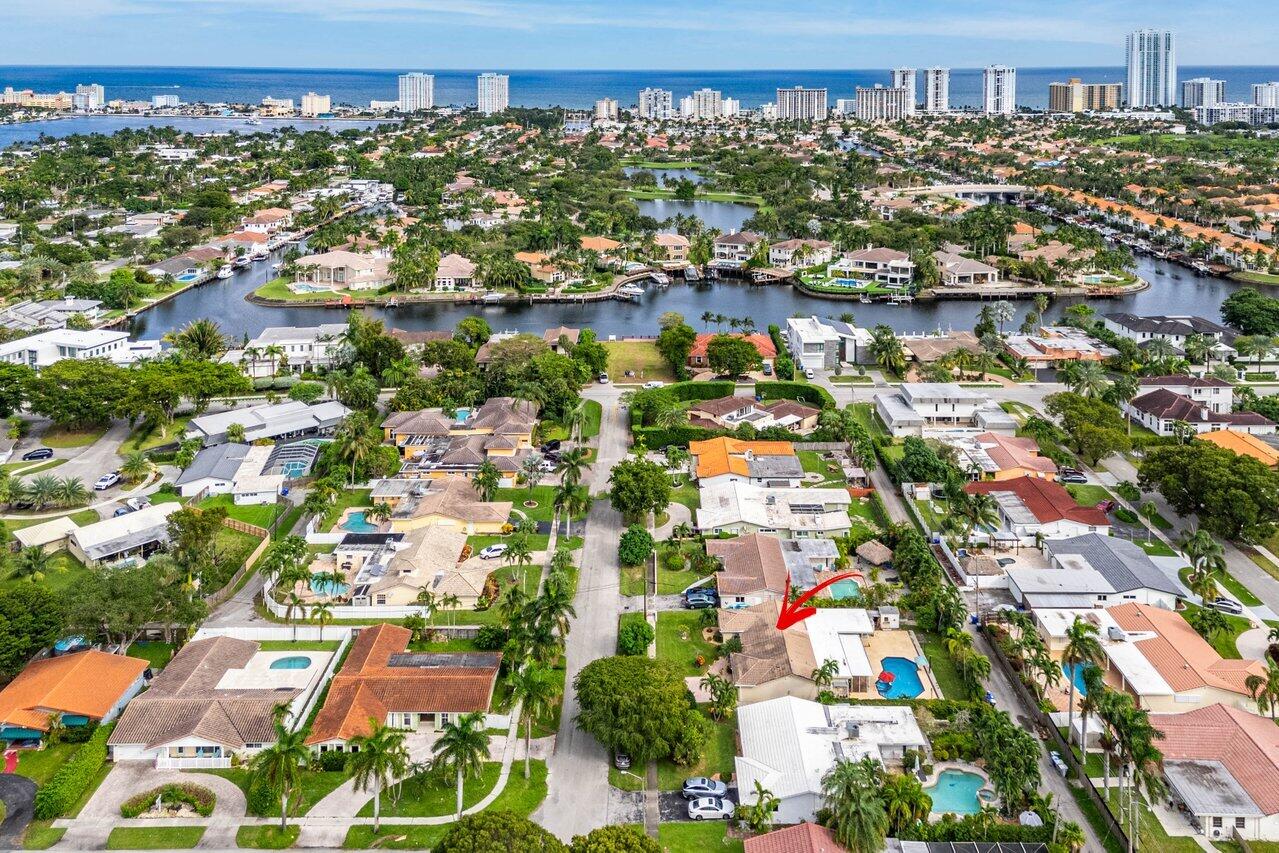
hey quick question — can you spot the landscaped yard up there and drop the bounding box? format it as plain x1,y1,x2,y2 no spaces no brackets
670,482,700,513
39,425,108,449
656,708,735,790
912,499,948,534
106,827,205,850
1065,484,1113,508
1105,789,1202,853
123,414,196,454
257,640,341,652
657,822,744,853
3,508,99,534
1178,566,1263,607
541,399,603,442
22,824,66,849
1,458,64,476
126,641,175,669
342,825,448,850
602,340,675,383
1179,600,1252,659
199,493,285,530
202,768,347,817
0,549,91,595
236,825,300,849
319,489,373,529
16,743,78,785
494,485,587,524
917,631,971,700
655,611,718,678
847,402,888,439
255,276,344,302
356,760,547,818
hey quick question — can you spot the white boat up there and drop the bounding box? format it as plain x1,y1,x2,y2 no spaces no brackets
250,250,269,262
245,118,262,126
271,262,283,272
232,256,251,269
481,292,506,303
650,272,670,286
683,266,701,282
215,266,234,280
618,283,645,297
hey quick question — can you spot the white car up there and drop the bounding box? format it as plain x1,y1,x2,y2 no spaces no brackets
687,797,735,821
598,372,610,384
478,544,508,560
93,472,121,491
642,381,664,389
804,368,816,380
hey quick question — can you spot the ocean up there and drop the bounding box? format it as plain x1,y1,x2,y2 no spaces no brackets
3,64,1279,113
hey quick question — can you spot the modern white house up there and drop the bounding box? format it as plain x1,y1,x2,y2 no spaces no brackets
1101,313,1236,355
221,323,347,379
832,248,916,287
933,250,1000,286
768,239,833,270
874,383,1018,437
712,232,765,267
1007,533,1182,610
0,328,131,370
734,696,926,825
785,316,874,370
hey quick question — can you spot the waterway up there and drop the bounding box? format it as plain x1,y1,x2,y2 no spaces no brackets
0,115,395,146
622,166,706,186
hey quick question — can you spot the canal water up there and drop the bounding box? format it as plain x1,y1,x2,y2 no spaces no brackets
0,115,393,146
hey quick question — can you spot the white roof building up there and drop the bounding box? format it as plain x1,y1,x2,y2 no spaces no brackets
186,400,350,447
69,503,180,566
696,482,852,539
0,329,132,370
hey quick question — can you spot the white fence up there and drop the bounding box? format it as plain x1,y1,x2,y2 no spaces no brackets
262,576,435,621
193,624,354,643
156,755,231,770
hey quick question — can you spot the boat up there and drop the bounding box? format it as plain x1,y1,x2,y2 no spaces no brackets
245,118,262,126
618,283,645,297
232,256,251,269
215,266,234,280
683,266,701,282
650,272,670,286
271,262,283,272
1155,269,1166,276
481,292,506,303
250,250,269,262
859,294,872,304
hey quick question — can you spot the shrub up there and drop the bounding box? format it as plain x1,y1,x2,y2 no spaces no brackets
1114,507,1139,524
287,381,324,403
437,810,567,852
617,619,654,656
246,778,277,816
317,750,349,772
475,625,510,651
33,725,110,819
756,380,835,410
58,721,97,744
120,783,216,818
1114,481,1141,502
618,525,654,567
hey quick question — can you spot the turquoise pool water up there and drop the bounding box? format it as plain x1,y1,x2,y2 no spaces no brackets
830,579,861,600
925,769,986,815
270,656,312,670
340,511,379,533
1063,662,1096,696
876,656,924,699
310,577,350,596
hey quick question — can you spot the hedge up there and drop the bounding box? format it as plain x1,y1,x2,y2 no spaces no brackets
756,380,836,410
33,724,111,819
121,783,216,818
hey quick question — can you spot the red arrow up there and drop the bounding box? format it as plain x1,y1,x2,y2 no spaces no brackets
776,571,861,631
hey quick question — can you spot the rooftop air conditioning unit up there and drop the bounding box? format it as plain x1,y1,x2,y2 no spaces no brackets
1108,626,1126,641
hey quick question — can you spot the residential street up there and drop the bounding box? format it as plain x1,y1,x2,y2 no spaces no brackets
534,386,627,839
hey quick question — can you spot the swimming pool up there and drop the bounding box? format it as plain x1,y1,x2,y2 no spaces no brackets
876,657,925,699
340,511,379,533
289,282,332,294
270,656,312,670
1062,662,1097,696
830,278,868,289
925,769,987,815
830,579,861,601
309,576,350,596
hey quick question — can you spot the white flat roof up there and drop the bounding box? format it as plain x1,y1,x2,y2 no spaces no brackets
805,609,874,679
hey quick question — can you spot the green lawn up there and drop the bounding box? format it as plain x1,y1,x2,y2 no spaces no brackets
22,824,65,849
913,499,948,534
255,276,346,302
126,641,175,669
1135,538,1177,558
656,708,735,790
1065,484,1113,507
39,425,108,449
273,503,306,541
199,493,285,529
1178,566,1263,607
620,564,646,597
319,489,373,529
670,483,700,513
495,485,588,523
236,825,300,849
1179,600,1252,659
798,450,845,486
917,631,971,700
829,374,873,383
106,827,205,850
542,399,603,442
1,458,65,476
3,508,99,533
848,402,888,439
257,640,341,652
1065,783,1125,853
124,414,195,454
202,768,348,817
16,742,78,785
602,340,675,383
342,826,447,850
0,549,91,596
357,760,547,818
655,611,718,678
657,822,744,853
1105,789,1201,853
609,765,646,791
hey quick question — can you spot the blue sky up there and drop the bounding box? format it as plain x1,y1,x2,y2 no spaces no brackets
1,0,1273,68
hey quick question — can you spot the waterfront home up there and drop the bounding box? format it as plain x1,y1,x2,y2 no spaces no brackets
1123,387,1274,437
874,383,1017,437
1004,326,1119,366
109,636,331,767
830,248,915,287
769,239,833,270
306,624,500,752
543,327,580,353
434,253,477,290
932,250,1000,287
1150,704,1279,842
382,476,512,536
942,431,1058,481
653,232,690,262
69,503,180,567
580,235,621,256
712,232,765,268
1102,313,1237,355
212,230,271,253
513,251,566,284
1199,429,1279,467
186,400,350,447
0,650,148,744
900,330,983,365
240,207,293,234
963,477,1110,544
148,256,202,280
785,316,875,370
1007,533,1181,610
709,533,838,607
687,396,819,435
696,482,852,539
0,328,131,370
0,297,103,332
294,250,393,292
689,438,803,487
221,322,347,379
687,333,777,372
735,696,925,825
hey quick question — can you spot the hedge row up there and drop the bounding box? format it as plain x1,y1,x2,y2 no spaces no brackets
756,380,835,410
33,725,111,819
121,783,216,818
635,424,807,449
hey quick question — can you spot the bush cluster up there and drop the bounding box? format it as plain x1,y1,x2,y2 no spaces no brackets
756,380,835,410
120,783,216,818
33,725,111,819
317,750,349,772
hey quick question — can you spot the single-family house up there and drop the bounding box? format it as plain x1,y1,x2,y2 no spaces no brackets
186,400,350,447
295,251,393,292
933,250,1000,287
964,477,1110,544
1124,388,1274,437
241,208,293,234
687,396,820,435
69,503,181,566
943,431,1058,480
434,254,477,291
689,438,804,487
0,651,148,743
1102,313,1237,355
384,477,512,535
653,233,690,263
696,482,853,539
0,329,131,370
830,248,915,287
221,323,347,379
713,232,765,267
687,333,777,372
709,533,839,608
1008,533,1181,610
769,239,833,270
875,383,1017,437
1199,430,1279,467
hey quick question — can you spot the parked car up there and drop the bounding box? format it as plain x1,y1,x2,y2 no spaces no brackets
598,372,610,384
113,507,133,517
6,738,41,751
614,752,631,770
804,368,815,379
642,381,665,389
1095,499,1116,513
682,777,729,799
539,439,562,453
125,496,150,511
21,448,53,461
1211,597,1244,615
684,594,717,610
478,544,508,560
538,459,557,473
687,797,735,821
93,471,121,491
1060,467,1083,477
1059,472,1088,485
762,363,773,376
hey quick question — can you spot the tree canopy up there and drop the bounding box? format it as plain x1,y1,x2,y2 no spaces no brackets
574,656,710,765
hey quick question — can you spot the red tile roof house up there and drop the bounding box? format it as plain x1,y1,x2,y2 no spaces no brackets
744,822,845,853
306,624,500,753
687,333,777,371
965,477,1110,545
1152,703,1279,842
1123,379,1275,437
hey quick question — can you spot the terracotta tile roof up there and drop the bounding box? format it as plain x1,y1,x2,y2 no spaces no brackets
688,333,777,361
689,437,796,479
1153,703,1279,815
580,236,621,252
307,623,500,744
0,650,147,732
744,823,845,853
1110,603,1265,695
974,432,1058,475
965,477,1109,526
709,533,789,596
1199,430,1279,466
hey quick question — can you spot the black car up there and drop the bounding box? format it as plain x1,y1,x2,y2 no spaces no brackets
21,447,54,461
540,439,562,453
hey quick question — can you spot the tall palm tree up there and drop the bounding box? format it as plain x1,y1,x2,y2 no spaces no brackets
506,665,561,779
880,773,932,836
472,460,501,502
1062,616,1104,749
821,757,888,853
811,658,840,691
248,718,310,831
311,601,334,642
119,451,153,484
431,711,491,820
167,318,227,360
347,721,410,832
1068,362,1109,399
334,415,378,485
1245,659,1279,719
554,446,589,491
553,483,589,538
562,399,588,443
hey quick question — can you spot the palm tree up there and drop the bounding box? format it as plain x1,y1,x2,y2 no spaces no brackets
821,757,888,853
869,324,906,377
284,591,306,641
699,672,737,722
562,399,588,443
472,460,501,502
1109,374,1140,436
11,546,50,583
880,773,932,836
54,477,89,509
811,658,840,691
119,451,153,484
248,717,310,831
1067,362,1109,398
553,483,589,538
311,601,333,641
1245,659,1279,718
347,721,410,832
334,415,379,485
554,446,589,491
431,711,491,820
438,592,462,626
1062,617,1105,756
167,318,226,360
506,665,561,779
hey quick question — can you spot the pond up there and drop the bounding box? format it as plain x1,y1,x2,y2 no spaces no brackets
623,166,706,186
634,197,756,234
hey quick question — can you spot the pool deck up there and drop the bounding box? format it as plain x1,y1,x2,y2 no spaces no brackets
856,629,940,701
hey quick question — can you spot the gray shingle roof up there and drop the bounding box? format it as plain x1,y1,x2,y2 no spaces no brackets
175,443,251,487
1044,533,1181,597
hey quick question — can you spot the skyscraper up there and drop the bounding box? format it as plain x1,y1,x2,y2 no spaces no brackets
594,98,618,121
74,83,104,111
924,68,950,113
682,88,723,120
300,92,331,118
890,68,917,115
397,73,434,112
1126,29,1177,107
1049,79,1123,112
1254,83,1279,109
1181,77,1225,109
983,66,1016,115
637,88,673,119
775,86,828,121
855,86,911,122
477,73,509,115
